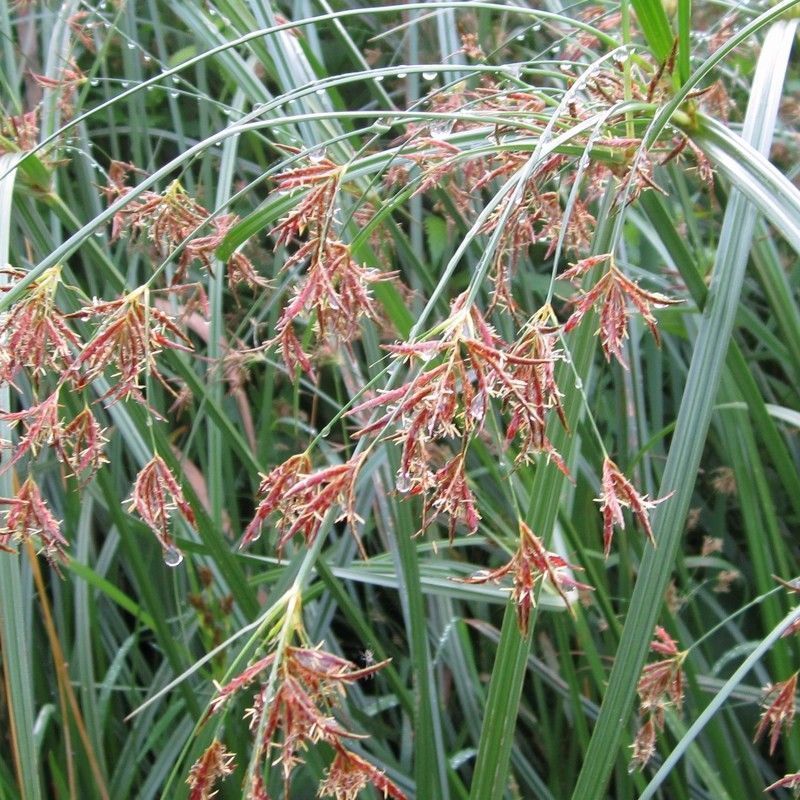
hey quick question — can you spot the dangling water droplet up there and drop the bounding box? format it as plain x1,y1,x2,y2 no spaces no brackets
171,75,180,84
90,79,100,87
121,81,129,88
551,45,560,55
396,471,411,493
430,120,452,138
315,88,326,96
397,72,407,79
164,547,183,567
374,75,384,82
470,391,486,421
422,71,437,81
170,91,179,99
143,54,152,63
308,146,325,163
516,33,525,41
126,41,135,49
94,230,104,237
532,23,542,32
222,107,232,116
559,63,572,73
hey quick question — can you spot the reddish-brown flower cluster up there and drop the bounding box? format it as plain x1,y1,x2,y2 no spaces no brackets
346,298,568,540
0,109,39,154
70,289,192,405
597,456,669,558
0,266,81,385
463,520,590,634
267,151,388,376
0,477,68,565
0,390,107,482
110,179,263,289
755,672,798,756
562,254,680,366
630,627,687,770
186,740,235,800
242,454,364,556
128,454,195,559
206,639,405,799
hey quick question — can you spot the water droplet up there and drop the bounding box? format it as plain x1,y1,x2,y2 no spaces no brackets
470,392,486,420
422,71,437,81
315,88,326,95
120,81,129,88
397,72,407,79
143,54,152,63
560,63,572,73
94,230,104,237
171,75,180,84
126,42,135,49
532,23,542,32
222,107,232,116
374,75,384,82
551,45,560,55
308,146,325,163
208,6,217,14
164,547,183,567
507,64,523,80
516,33,525,41
396,471,411,493
170,91,179,99
90,79,100,87
430,120,451,138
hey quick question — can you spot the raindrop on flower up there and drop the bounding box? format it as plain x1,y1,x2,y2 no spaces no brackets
164,547,183,567
395,471,411,493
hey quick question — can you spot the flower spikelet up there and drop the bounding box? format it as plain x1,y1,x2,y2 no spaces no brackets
463,520,591,634
562,256,680,366
242,454,364,556
187,740,235,800
0,265,81,385
755,672,798,756
765,772,800,795
630,627,687,770
0,477,68,564
71,289,192,406
597,457,670,557
318,745,407,800
129,454,195,555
